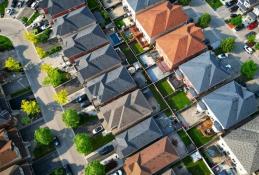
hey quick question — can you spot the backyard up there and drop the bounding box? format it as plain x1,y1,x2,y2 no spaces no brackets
129,41,144,55
149,85,168,111
187,127,215,147
182,156,211,175
156,79,174,97
166,91,191,111
120,44,137,64
178,129,193,147
114,18,125,30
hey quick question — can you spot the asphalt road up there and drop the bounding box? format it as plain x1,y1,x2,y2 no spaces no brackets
0,18,86,174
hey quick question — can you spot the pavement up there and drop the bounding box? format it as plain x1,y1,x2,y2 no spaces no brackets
0,18,86,174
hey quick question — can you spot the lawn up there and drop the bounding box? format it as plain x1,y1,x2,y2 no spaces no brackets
87,0,99,9
187,127,214,147
182,156,211,175
0,35,13,51
130,41,144,55
0,0,8,15
114,18,125,30
26,11,40,25
149,85,168,110
166,91,191,111
91,133,114,151
178,130,192,146
156,79,174,97
206,0,222,10
120,44,137,64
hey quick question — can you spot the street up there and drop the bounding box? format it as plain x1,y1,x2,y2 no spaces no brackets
0,18,86,174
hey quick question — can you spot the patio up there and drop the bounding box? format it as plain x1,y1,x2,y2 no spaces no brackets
108,5,125,19
102,0,121,9
138,51,157,68
146,65,169,82
130,26,149,48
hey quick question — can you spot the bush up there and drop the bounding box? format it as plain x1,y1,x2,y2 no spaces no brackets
21,99,40,117
74,133,93,154
4,57,22,72
36,47,47,59
178,0,191,6
198,13,211,28
85,160,105,175
220,37,235,53
255,43,259,50
21,115,31,125
62,109,80,128
24,32,37,44
241,60,258,80
36,28,52,43
230,16,242,26
54,89,68,105
46,46,62,56
0,35,13,51
247,34,256,44
26,11,40,25
34,127,53,145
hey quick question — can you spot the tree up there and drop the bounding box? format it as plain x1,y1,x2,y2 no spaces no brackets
24,31,37,44
50,168,65,175
36,47,47,59
220,37,235,53
62,109,80,128
241,60,258,80
255,43,259,50
4,57,22,72
247,34,256,44
230,16,242,26
74,133,93,154
21,99,40,117
198,13,211,28
54,89,68,105
85,161,105,175
34,127,53,145
178,0,191,6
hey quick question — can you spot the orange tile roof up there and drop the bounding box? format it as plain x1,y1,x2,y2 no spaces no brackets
0,140,18,168
156,23,206,69
124,137,179,175
136,1,188,38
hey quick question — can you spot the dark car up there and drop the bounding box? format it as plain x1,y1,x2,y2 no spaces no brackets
225,0,237,8
235,24,245,31
229,5,239,12
245,31,257,38
80,101,90,108
76,94,88,103
26,0,35,7
53,136,60,147
65,164,73,175
230,13,238,18
11,0,18,8
98,145,114,155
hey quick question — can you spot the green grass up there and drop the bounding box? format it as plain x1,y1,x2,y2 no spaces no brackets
121,46,137,64
187,127,214,147
0,35,13,51
178,130,192,146
149,85,167,111
156,79,174,97
33,143,55,158
26,11,40,25
91,133,114,150
130,41,144,55
11,87,32,98
0,0,8,15
206,0,223,10
87,0,99,10
114,18,125,30
182,156,211,175
166,91,191,111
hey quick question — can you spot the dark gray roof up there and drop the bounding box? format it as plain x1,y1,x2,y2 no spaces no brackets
52,7,96,37
223,115,259,174
99,89,153,133
85,66,136,106
202,81,257,129
0,110,11,125
179,51,232,94
75,44,121,83
126,0,163,12
40,0,85,17
62,24,108,58
115,117,163,158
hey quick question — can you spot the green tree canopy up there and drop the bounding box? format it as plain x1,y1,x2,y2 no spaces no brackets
85,160,105,175
74,133,93,154
241,60,258,80
4,57,22,72
21,99,40,117
230,16,242,26
198,13,211,28
220,37,235,53
34,127,53,145
247,34,256,44
54,89,68,105
62,109,80,128
178,0,191,6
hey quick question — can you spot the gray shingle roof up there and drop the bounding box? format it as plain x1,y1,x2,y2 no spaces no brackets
52,7,96,37
85,66,136,106
62,24,108,59
223,115,259,174
202,81,257,129
126,0,163,12
75,45,121,83
99,89,153,133
179,51,232,94
115,117,163,158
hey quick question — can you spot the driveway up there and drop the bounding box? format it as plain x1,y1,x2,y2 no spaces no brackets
0,18,86,174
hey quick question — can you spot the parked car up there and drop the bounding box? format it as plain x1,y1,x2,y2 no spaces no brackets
244,45,254,54
245,31,256,38
247,21,258,30
187,18,194,23
235,24,245,31
230,13,238,18
98,145,114,155
11,0,18,8
80,101,90,108
225,0,237,8
76,94,88,103
6,8,15,15
26,0,35,7
17,1,24,8
229,5,239,12
92,125,104,135
217,53,229,59
65,164,73,175
31,0,39,9
53,136,60,147
111,170,123,175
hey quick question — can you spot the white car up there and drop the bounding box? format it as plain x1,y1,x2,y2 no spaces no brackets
31,1,39,9
217,53,229,59
6,8,14,15
111,170,123,175
92,125,104,135
244,45,254,54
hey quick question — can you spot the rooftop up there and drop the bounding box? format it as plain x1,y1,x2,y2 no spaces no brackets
125,0,164,13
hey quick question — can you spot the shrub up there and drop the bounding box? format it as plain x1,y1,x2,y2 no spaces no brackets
241,60,258,80
230,16,242,26
46,46,62,56
255,43,259,50
4,57,22,72
247,34,256,44
21,99,40,117
74,133,93,154
198,13,211,28
0,35,13,51
26,11,40,25
36,47,47,59
34,127,53,145
85,160,105,175
54,89,68,105
36,28,52,43
21,17,28,25
24,32,37,44
21,115,31,125
220,37,235,53
62,109,80,128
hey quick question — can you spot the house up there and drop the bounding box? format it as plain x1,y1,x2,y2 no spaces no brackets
218,114,259,175
124,136,180,175
122,0,165,18
177,51,232,98
134,1,188,45
62,24,109,63
85,66,136,106
200,81,257,131
52,7,96,38
156,23,206,70
1,164,34,175
75,44,122,84
237,0,259,13
38,0,86,19
115,117,163,158
0,109,13,129
98,89,153,134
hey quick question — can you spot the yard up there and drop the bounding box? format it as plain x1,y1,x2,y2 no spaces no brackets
149,85,168,110
166,91,191,111
0,0,8,15
129,41,144,55
178,130,192,147
120,44,137,64
0,35,13,51
91,133,114,151
182,156,211,175
206,0,222,10
187,127,214,147
87,0,99,9
114,18,125,30
156,79,174,97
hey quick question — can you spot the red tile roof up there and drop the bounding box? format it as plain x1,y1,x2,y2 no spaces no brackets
136,2,188,38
